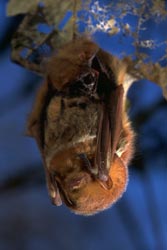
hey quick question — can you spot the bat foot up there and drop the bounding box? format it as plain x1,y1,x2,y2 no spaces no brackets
98,176,113,190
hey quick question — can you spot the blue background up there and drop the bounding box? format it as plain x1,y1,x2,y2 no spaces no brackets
0,1,167,249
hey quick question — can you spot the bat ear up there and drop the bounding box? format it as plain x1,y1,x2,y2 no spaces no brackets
50,184,62,206
46,171,62,206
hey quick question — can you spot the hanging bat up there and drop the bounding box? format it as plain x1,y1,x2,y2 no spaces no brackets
10,6,135,215
25,38,135,215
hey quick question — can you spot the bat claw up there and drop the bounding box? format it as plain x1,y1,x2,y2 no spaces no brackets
98,173,108,182
98,176,113,190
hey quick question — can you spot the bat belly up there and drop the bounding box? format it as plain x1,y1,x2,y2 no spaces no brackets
44,96,100,166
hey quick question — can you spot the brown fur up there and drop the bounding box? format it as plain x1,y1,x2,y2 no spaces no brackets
49,141,129,215
46,38,99,90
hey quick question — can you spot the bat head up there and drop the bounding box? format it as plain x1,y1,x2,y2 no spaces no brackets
48,142,128,216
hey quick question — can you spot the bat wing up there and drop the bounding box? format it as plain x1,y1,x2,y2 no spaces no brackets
90,54,124,185
77,53,124,187
95,85,124,183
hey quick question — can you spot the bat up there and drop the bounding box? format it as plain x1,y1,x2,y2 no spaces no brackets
10,6,135,215
26,38,135,215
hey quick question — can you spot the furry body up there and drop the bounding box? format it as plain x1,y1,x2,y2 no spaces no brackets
27,38,135,215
